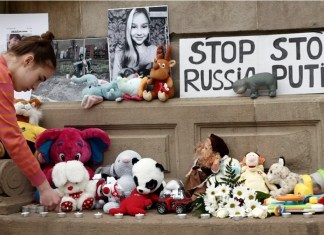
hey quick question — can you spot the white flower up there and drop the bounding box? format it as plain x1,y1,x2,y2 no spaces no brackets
205,186,217,202
229,206,246,217
251,207,268,219
245,200,261,217
232,186,247,199
225,198,240,213
214,208,229,218
244,188,257,202
215,184,231,197
204,199,218,213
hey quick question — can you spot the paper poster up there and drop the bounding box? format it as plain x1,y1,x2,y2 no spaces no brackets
180,32,324,98
0,13,48,100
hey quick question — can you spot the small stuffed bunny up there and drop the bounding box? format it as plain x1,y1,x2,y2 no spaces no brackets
102,176,125,213
52,160,97,212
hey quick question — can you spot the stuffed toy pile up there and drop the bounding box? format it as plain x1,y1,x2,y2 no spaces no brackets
95,150,142,197
109,157,165,216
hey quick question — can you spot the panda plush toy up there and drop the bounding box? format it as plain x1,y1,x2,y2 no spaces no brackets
109,157,165,216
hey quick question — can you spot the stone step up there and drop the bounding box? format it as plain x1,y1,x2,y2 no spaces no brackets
0,210,323,235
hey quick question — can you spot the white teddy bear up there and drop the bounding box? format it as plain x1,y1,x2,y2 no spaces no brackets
52,160,97,212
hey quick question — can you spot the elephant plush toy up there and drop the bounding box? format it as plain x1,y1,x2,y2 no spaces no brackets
35,127,111,185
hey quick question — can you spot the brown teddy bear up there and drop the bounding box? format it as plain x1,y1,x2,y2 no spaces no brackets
184,134,229,200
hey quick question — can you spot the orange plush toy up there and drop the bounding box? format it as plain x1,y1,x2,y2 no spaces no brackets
139,44,176,102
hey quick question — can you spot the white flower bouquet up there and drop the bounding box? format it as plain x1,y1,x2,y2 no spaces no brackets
192,159,269,219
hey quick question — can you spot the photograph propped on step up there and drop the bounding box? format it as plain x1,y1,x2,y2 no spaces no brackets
108,5,169,81
31,37,109,102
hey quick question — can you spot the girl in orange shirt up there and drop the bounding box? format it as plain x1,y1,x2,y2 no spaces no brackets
0,31,62,210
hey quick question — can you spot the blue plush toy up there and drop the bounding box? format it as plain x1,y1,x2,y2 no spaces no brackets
71,74,122,108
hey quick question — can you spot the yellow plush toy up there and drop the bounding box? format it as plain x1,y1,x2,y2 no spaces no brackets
14,98,46,161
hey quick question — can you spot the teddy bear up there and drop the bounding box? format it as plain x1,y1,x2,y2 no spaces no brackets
101,176,125,213
0,98,46,160
52,160,97,212
35,127,111,185
139,44,176,102
95,150,142,197
109,157,165,216
184,134,229,200
239,152,277,194
267,156,300,197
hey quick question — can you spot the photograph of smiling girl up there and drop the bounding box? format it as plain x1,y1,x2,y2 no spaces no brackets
108,5,169,81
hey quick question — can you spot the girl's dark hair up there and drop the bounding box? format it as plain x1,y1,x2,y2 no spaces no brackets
8,31,57,69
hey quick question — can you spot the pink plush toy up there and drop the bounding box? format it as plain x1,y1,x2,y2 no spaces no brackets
35,127,111,185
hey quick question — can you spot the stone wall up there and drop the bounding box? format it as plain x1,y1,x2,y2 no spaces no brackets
1,1,324,214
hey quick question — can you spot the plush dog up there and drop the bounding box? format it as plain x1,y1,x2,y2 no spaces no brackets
52,160,97,212
267,156,300,197
102,176,124,213
36,127,110,185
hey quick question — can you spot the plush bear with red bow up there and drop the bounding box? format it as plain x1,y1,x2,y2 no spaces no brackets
36,127,110,185
109,158,165,216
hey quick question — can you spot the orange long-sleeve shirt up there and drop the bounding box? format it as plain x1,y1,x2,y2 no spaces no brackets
0,56,46,187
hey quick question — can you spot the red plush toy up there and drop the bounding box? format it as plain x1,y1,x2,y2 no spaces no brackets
35,127,110,185
109,188,159,216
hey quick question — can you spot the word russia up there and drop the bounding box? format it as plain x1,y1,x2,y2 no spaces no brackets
179,32,324,98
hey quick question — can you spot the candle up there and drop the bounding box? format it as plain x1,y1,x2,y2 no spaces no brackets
57,212,66,218
94,212,103,219
303,212,313,218
135,213,144,219
74,212,83,218
177,213,187,219
39,212,48,217
282,212,292,218
21,212,30,217
114,213,123,219
200,213,210,219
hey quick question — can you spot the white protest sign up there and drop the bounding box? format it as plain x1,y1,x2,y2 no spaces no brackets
180,32,324,98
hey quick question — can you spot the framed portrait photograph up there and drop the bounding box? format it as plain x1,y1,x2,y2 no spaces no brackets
108,5,169,81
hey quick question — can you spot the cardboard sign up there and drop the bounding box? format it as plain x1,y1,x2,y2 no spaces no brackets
180,32,324,98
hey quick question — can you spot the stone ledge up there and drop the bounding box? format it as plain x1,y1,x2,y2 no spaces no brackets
0,210,323,235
